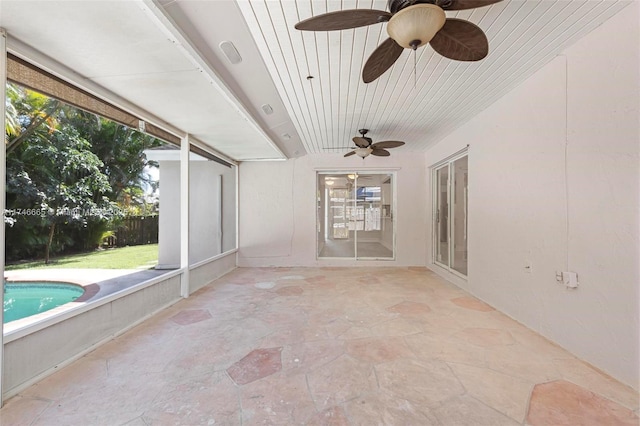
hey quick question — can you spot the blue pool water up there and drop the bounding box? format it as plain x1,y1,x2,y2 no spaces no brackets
4,282,85,323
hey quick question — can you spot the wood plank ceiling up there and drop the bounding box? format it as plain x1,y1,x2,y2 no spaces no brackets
236,0,631,155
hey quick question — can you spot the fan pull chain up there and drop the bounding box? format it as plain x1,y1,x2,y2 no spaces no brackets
409,40,420,89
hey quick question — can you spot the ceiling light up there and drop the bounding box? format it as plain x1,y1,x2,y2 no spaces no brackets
219,41,242,64
355,147,373,158
325,179,335,185
386,4,446,50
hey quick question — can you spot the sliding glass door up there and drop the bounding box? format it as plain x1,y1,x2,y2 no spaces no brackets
433,153,468,276
435,165,449,266
317,172,394,260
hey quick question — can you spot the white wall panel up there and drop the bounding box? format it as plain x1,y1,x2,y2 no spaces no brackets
424,4,639,389
238,153,426,267
189,252,237,295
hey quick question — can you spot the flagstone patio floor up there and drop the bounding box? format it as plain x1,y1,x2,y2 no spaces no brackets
0,267,637,425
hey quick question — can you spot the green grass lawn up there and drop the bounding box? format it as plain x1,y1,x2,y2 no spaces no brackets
5,244,158,270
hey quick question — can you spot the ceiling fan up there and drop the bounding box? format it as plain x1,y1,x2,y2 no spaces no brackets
343,129,405,158
295,0,502,83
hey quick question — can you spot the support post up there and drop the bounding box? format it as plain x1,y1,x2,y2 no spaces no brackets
180,133,190,297
0,27,8,405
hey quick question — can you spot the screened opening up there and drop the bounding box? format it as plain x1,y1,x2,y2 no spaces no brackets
4,80,173,313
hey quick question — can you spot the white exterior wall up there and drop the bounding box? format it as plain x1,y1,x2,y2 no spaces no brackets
189,251,236,294
157,159,236,268
157,160,181,268
425,4,639,389
221,166,237,253
238,153,427,267
189,162,222,264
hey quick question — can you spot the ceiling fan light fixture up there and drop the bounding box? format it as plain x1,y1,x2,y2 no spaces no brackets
386,4,446,50
355,147,373,158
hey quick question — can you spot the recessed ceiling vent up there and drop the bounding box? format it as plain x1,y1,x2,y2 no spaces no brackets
219,41,242,64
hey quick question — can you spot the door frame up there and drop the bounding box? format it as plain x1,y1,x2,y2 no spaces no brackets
316,169,397,261
430,148,468,279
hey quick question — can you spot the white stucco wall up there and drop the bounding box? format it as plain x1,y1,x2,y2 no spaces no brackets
425,4,639,389
156,159,236,268
157,160,180,268
238,153,427,267
189,162,222,263
221,165,237,253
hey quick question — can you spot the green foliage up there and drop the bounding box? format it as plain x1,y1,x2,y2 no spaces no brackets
5,83,164,262
4,84,21,139
80,117,163,200
84,221,115,250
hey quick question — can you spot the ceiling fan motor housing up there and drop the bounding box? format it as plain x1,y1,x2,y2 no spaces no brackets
389,0,451,13
389,0,416,13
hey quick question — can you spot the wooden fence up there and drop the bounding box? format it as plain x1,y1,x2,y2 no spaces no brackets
104,215,159,247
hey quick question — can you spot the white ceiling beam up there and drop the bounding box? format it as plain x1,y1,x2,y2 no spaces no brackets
6,36,186,142
137,0,286,160
6,35,239,167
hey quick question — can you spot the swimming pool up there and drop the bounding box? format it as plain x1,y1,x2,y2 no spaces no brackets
4,282,85,323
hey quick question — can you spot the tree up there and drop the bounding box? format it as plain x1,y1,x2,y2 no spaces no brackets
82,118,163,203
5,83,21,140
6,84,119,261
6,84,60,154
7,122,116,262
5,83,164,261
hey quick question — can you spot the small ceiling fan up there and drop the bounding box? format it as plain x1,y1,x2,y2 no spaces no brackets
295,0,502,83
343,129,405,158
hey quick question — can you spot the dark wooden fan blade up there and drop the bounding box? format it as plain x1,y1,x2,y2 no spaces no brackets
295,10,391,31
371,141,405,149
437,0,502,11
362,38,404,83
370,148,391,157
352,137,370,148
430,18,488,61
344,150,357,157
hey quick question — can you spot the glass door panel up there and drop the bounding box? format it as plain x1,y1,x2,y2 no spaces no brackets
317,172,394,259
435,165,449,266
451,156,468,275
318,174,355,258
432,153,468,277
355,173,393,259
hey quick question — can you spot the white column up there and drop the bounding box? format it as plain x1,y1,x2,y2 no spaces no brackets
180,134,190,297
0,27,8,405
